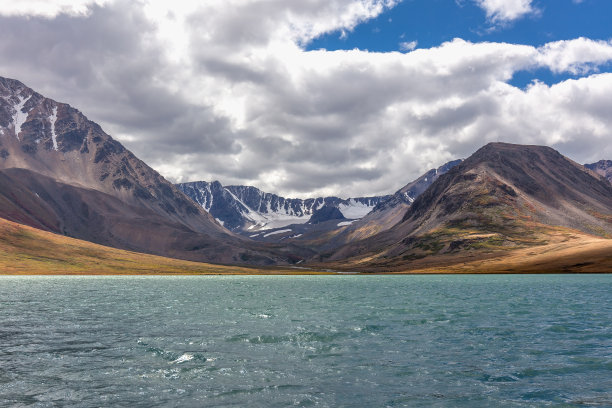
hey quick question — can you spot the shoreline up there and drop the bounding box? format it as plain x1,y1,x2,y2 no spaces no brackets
2,270,612,276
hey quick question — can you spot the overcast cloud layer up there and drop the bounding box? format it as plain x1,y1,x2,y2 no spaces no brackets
0,0,611,198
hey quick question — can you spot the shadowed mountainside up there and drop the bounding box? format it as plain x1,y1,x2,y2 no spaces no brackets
0,216,312,274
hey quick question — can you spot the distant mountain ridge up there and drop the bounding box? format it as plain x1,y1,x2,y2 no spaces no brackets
586,160,612,184
176,180,391,232
372,159,463,213
314,159,463,250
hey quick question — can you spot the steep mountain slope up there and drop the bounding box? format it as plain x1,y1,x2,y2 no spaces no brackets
325,143,612,270
0,76,302,265
315,159,462,249
585,160,612,184
176,180,390,232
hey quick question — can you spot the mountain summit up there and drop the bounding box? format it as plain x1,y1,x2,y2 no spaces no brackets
326,143,612,269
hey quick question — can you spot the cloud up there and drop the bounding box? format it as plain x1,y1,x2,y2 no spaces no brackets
0,0,112,18
474,0,536,23
399,40,418,51
0,1,611,199
537,38,612,75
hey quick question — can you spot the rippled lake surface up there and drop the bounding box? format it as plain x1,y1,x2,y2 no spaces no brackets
1,275,612,407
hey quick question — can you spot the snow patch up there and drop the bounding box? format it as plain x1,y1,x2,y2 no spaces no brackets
230,195,310,230
13,95,31,140
215,218,224,226
253,215,309,230
263,229,292,237
338,199,374,219
50,106,58,150
337,220,356,227
196,185,213,210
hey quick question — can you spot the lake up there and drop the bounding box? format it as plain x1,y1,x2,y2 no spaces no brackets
1,275,611,407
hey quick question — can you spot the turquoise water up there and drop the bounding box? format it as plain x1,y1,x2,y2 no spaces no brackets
1,275,611,407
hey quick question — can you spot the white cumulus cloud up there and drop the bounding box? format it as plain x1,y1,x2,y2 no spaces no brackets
537,37,612,75
475,0,535,23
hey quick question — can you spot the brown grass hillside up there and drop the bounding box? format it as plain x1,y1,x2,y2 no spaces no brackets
0,217,314,275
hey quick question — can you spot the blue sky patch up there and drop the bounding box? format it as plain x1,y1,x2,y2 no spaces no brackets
307,0,612,86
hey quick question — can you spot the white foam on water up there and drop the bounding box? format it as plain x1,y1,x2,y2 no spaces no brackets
172,353,194,364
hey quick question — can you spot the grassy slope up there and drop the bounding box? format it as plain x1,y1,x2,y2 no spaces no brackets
400,232,612,274
2,216,611,274
317,226,612,273
0,217,313,275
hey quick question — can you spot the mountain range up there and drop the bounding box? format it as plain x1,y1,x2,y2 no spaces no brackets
176,180,391,232
176,159,462,245
1,75,611,273
0,76,306,265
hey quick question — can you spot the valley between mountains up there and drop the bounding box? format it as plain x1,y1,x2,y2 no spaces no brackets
1,75,611,274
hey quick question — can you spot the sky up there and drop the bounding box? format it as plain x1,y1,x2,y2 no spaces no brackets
0,0,611,198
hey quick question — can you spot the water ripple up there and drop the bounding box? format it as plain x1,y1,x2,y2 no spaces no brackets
1,274,611,407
